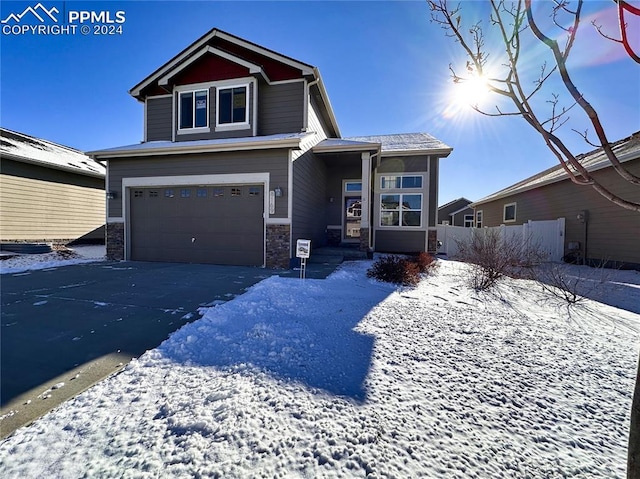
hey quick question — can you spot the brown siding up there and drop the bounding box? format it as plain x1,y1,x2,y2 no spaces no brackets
375,230,426,253
292,151,328,248
0,159,105,242
107,149,289,219
258,81,305,135
146,96,172,141
475,158,640,265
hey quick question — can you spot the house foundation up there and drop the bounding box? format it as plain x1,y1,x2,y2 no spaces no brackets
106,222,125,260
266,224,291,269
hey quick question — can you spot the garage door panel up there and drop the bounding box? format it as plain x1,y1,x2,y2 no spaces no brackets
129,185,264,266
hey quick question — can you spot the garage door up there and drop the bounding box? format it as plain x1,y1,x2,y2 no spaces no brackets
129,184,264,266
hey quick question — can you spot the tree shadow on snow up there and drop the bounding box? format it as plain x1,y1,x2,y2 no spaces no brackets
156,273,395,403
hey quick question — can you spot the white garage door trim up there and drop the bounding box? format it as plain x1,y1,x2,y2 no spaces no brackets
123,173,269,265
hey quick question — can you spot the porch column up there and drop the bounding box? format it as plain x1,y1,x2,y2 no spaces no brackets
360,152,371,251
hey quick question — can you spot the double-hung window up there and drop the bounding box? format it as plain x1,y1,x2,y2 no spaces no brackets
217,85,248,126
179,90,208,130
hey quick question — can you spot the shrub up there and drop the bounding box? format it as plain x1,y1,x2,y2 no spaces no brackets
413,252,437,273
455,228,545,291
367,254,435,286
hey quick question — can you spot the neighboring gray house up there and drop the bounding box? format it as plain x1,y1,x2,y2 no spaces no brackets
471,132,640,269
89,28,452,268
0,128,105,245
438,197,474,227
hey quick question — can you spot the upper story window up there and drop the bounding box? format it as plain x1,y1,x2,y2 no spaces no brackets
217,85,248,127
380,175,423,189
179,89,208,130
476,210,483,228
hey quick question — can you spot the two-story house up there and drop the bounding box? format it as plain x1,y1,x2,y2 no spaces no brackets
89,28,453,268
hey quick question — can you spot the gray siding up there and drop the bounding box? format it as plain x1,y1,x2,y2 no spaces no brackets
0,159,105,242
378,155,429,173
174,84,254,142
475,158,640,266
107,149,289,218
259,81,305,135
146,96,172,141
375,230,426,253
325,156,362,226
292,151,328,248
428,156,438,227
438,198,473,225
450,207,474,226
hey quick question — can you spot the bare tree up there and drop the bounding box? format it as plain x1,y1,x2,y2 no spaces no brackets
427,1,639,476
428,0,639,212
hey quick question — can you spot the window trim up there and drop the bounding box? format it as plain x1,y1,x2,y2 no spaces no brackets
503,202,517,223
475,210,483,228
215,82,250,131
380,174,423,190
379,192,423,228
464,214,474,228
177,88,210,133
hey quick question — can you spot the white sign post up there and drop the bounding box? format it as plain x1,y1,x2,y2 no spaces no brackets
296,239,311,279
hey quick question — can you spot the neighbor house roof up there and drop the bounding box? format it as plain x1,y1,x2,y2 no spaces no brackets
472,132,640,207
438,197,472,210
314,133,453,157
1,128,105,178
87,133,311,160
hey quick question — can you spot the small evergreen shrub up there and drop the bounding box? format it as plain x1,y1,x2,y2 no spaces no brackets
367,254,428,286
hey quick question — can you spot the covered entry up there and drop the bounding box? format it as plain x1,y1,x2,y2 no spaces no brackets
129,184,264,266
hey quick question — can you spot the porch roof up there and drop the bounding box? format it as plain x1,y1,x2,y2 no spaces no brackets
313,132,452,157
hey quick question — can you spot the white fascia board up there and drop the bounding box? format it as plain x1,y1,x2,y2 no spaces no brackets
89,138,302,160
215,30,314,76
312,67,341,138
381,148,453,158
158,46,266,86
448,204,474,216
130,28,312,98
313,143,380,154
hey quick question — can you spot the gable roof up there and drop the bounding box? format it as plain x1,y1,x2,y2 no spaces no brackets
129,28,340,138
438,197,472,210
472,131,640,206
1,128,105,178
314,133,452,156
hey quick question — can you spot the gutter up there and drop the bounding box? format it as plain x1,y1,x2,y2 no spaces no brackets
87,137,304,160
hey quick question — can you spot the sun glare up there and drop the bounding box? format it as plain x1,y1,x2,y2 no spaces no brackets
442,73,492,120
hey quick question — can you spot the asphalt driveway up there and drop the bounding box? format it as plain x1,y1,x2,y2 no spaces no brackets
0,260,337,438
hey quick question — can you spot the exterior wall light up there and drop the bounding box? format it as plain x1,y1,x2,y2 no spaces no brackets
106,191,117,200
274,187,283,197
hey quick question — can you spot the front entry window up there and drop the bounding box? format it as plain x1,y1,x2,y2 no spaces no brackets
344,197,362,240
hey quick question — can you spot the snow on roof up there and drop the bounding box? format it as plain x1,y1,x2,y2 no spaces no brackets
345,133,452,155
88,133,310,158
1,128,105,178
473,132,640,206
314,133,453,156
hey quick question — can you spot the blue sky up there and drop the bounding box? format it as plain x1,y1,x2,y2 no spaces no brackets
1,0,638,205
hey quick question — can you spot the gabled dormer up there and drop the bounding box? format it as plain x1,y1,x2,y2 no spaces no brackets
129,28,339,143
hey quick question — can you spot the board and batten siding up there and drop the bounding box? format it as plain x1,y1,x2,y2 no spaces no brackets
258,81,305,136
0,159,105,242
146,96,172,141
476,158,640,265
107,149,290,219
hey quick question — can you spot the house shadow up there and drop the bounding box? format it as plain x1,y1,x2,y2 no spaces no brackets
155,273,395,403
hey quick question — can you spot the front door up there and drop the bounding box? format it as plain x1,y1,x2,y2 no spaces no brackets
344,196,362,241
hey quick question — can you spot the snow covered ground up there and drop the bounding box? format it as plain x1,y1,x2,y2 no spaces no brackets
0,259,638,478
0,245,106,274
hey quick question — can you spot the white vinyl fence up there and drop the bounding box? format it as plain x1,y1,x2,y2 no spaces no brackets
436,218,566,262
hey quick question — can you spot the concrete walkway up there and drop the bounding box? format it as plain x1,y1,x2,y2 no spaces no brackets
0,260,339,438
